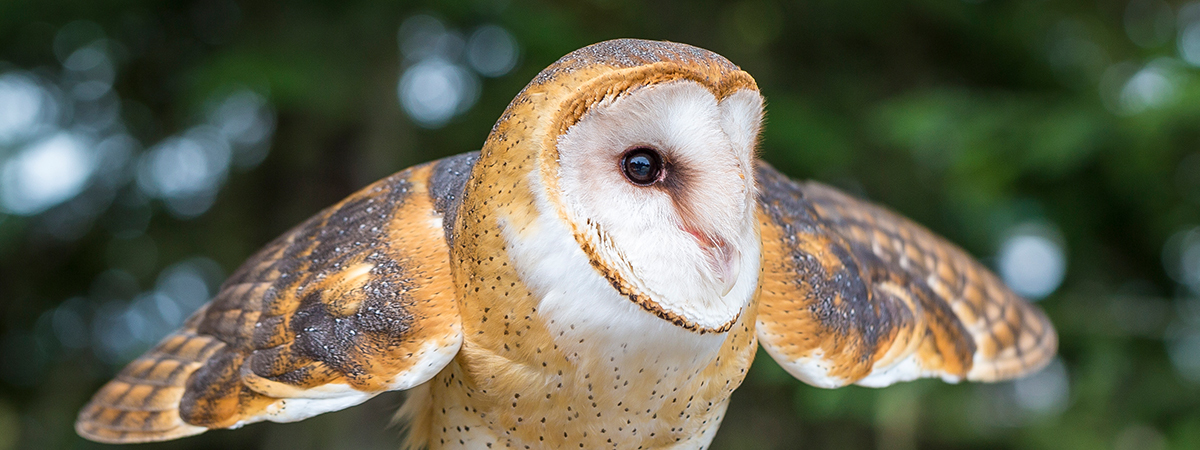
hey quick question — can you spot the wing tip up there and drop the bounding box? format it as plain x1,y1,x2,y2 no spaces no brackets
967,305,1059,383
75,407,208,444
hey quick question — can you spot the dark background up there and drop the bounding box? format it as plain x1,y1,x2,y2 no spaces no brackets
1,0,1198,449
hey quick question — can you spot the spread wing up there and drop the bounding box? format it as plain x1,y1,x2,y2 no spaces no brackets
753,162,1056,388
76,152,480,443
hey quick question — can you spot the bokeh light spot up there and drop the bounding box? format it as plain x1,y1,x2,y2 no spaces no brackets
396,15,503,128
208,89,275,169
1119,61,1177,114
1163,226,1200,294
0,132,95,215
0,73,55,144
398,58,479,128
1181,2,1200,66
156,258,220,312
137,127,231,218
998,223,1067,300
1169,328,1200,383
399,15,451,60
467,25,519,77
52,20,106,64
1181,22,1200,66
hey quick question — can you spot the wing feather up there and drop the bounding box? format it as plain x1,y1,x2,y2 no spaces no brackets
754,162,1056,388
76,152,480,443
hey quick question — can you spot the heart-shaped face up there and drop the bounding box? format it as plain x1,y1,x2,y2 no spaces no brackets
554,79,764,333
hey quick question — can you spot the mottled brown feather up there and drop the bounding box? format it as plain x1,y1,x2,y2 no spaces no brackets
754,162,1056,387
76,308,220,442
77,157,466,443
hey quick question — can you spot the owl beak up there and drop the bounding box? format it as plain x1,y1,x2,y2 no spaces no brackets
685,227,741,297
713,244,741,297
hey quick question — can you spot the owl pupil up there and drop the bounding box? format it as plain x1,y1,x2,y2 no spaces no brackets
621,148,663,186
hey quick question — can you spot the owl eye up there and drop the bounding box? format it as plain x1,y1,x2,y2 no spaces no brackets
621,148,664,186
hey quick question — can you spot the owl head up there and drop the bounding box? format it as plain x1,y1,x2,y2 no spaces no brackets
474,39,764,334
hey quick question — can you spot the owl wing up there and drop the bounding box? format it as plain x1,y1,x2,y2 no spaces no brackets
753,162,1056,388
76,152,480,443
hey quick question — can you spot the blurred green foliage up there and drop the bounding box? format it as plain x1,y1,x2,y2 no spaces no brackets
1,0,1199,449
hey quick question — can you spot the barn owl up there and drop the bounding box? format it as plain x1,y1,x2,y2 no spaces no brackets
76,39,1056,449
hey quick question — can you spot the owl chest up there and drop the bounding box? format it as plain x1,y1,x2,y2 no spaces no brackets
420,191,753,448
421,281,739,449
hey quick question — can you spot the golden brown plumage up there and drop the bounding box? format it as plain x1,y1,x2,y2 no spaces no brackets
76,39,1056,449
78,162,462,443
755,163,1056,388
